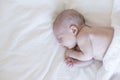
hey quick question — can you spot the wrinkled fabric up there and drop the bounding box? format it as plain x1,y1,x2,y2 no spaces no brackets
97,26,120,80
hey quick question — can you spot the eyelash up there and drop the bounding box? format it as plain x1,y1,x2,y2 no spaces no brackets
58,37,62,41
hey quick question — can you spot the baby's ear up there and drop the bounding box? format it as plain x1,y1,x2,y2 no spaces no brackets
70,25,78,36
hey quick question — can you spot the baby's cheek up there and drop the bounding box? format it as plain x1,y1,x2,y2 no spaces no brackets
63,39,75,47
68,42,76,49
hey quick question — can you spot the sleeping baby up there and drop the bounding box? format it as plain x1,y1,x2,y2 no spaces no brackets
53,9,114,67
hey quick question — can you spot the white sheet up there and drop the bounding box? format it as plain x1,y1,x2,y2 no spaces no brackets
96,26,120,80
0,0,120,80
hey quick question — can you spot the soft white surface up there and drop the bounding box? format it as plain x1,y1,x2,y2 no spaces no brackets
0,0,120,80
97,26,120,80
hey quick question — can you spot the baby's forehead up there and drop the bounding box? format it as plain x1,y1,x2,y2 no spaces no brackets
54,24,66,33
53,24,69,36
53,19,69,30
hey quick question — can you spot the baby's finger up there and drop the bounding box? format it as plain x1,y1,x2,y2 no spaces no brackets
68,62,74,67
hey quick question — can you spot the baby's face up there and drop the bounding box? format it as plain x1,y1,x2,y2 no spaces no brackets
53,27,77,49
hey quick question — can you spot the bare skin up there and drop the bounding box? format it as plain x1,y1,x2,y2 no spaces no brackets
53,9,114,67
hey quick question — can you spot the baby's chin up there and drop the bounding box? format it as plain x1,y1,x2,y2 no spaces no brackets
63,43,76,49
65,45,75,49
63,45,70,49
69,44,77,49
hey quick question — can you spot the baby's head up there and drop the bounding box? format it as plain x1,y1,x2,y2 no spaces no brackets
53,9,85,49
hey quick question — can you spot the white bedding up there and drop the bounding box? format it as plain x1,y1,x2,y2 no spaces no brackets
0,0,120,80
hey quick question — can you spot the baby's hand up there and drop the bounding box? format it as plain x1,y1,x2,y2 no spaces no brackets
64,49,80,67
64,49,72,57
65,57,80,67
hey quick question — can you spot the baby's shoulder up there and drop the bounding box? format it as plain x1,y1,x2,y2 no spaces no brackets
77,26,90,41
77,29,89,45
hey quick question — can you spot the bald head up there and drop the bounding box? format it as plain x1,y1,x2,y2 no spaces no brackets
53,9,85,30
53,9,85,49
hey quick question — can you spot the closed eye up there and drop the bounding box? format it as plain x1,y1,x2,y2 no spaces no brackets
57,37,63,43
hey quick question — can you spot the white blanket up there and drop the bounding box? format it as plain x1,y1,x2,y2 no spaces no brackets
0,0,120,80
97,26,120,80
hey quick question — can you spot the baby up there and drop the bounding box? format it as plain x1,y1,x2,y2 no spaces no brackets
53,9,114,67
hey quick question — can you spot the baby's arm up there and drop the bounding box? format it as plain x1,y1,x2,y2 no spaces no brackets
64,49,93,67
65,49,92,61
